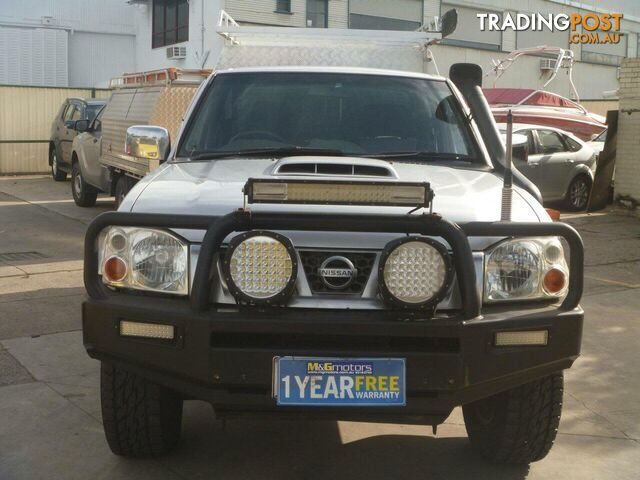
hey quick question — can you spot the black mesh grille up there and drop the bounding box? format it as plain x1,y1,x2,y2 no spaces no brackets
299,251,376,295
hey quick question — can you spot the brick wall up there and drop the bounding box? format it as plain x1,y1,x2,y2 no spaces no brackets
616,58,640,207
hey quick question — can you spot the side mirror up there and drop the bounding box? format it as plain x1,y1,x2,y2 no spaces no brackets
440,9,458,38
511,133,529,163
64,120,77,129
75,119,90,133
125,125,170,163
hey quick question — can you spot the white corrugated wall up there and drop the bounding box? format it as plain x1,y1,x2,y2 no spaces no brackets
0,26,68,86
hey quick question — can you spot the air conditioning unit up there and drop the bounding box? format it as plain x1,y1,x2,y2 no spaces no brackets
540,58,557,71
166,46,187,60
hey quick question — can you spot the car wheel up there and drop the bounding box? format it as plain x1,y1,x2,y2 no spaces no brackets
100,362,183,457
114,176,131,209
463,372,563,465
71,162,98,207
50,148,67,181
565,175,591,211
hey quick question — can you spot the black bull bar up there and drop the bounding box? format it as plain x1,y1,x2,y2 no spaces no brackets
84,211,584,318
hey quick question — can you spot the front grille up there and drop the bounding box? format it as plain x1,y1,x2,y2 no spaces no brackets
211,332,460,353
299,250,376,295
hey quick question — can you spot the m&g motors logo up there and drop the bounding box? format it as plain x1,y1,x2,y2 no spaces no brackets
477,12,624,45
307,361,373,375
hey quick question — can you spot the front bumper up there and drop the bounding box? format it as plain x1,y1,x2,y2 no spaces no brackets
83,210,585,425
84,296,583,424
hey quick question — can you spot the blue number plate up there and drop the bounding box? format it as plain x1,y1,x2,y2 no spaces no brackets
273,357,406,407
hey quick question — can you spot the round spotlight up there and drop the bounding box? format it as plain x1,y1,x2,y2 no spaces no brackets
223,231,297,304
378,237,453,310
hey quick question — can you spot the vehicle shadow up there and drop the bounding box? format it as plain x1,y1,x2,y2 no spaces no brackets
157,405,529,480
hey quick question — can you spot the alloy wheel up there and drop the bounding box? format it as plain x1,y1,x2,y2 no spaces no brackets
570,178,589,209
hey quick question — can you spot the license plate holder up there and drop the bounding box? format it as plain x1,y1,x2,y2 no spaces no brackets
273,356,406,407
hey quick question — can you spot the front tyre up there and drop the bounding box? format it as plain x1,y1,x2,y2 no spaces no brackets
463,372,563,465
100,363,183,457
71,162,97,207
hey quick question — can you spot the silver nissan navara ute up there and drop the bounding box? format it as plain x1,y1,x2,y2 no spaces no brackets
82,64,584,464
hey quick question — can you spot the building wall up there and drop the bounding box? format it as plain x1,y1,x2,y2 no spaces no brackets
68,32,135,88
0,26,68,86
615,58,640,204
0,0,136,87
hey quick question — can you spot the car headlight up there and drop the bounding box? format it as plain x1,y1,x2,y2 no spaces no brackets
100,227,188,295
378,237,453,310
222,231,297,305
484,237,568,302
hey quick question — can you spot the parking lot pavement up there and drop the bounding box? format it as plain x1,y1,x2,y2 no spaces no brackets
1,175,639,479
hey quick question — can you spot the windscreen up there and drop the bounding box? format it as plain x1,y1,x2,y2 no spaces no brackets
86,104,105,122
178,72,478,160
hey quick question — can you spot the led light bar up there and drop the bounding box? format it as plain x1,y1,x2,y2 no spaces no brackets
244,178,433,208
119,320,175,340
495,330,548,347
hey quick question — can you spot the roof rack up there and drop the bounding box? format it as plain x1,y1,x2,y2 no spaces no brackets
214,10,443,73
109,68,211,89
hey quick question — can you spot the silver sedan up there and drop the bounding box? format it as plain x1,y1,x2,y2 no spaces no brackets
499,123,597,210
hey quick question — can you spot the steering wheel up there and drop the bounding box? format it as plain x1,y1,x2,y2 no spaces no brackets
228,130,286,143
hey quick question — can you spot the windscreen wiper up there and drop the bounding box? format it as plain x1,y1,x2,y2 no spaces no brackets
366,151,472,162
190,146,346,160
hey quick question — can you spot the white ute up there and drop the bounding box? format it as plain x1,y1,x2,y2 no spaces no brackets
82,10,585,465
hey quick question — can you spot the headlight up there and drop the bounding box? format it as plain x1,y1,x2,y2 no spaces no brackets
222,231,297,305
378,237,453,310
100,227,188,295
484,237,568,302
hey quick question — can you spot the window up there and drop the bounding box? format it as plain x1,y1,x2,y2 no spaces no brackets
152,0,188,49
521,130,536,154
349,0,422,31
563,135,583,152
63,105,76,122
306,0,328,28
178,72,479,161
276,0,291,13
92,107,105,131
86,104,103,122
517,27,568,50
581,29,627,66
537,130,566,154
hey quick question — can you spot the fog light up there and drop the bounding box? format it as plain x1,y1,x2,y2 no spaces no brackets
495,330,548,347
119,321,175,340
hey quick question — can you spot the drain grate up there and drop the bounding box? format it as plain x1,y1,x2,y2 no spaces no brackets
0,251,48,262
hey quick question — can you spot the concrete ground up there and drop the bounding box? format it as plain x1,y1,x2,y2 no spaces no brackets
0,175,639,480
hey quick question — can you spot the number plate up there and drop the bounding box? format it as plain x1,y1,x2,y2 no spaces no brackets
273,357,406,407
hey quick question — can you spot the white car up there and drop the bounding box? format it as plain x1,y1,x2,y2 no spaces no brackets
498,123,597,210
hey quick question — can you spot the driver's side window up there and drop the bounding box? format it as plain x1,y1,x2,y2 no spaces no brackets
63,105,76,122
536,130,566,155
